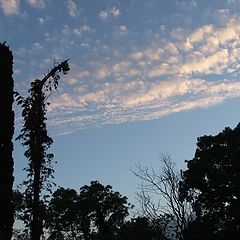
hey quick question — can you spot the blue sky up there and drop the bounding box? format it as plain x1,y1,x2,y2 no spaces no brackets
2,0,240,204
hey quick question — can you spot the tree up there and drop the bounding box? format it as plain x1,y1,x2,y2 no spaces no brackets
180,124,240,239
46,181,132,240
46,187,83,240
118,216,166,240
0,42,15,240
15,60,70,240
79,180,132,239
132,154,193,240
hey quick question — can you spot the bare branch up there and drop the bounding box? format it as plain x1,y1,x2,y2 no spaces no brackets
132,153,193,240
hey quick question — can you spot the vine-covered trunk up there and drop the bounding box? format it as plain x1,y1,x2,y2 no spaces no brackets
31,153,42,240
16,59,70,240
0,43,14,239
30,89,44,240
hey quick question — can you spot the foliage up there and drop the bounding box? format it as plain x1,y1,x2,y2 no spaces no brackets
118,216,166,240
0,42,15,240
46,181,133,240
180,124,240,239
46,187,82,239
15,60,70,240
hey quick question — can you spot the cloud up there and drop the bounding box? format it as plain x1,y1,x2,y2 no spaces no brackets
180,49,229,75
73,24,90,36
38,17,44,24
32,42,44,51
130,51,143,60
144,47,164,61
188,24,214,44
148,63,170,77
114,25,128,36
111,6,121,17
99,6,121,20
48,76,240,135
26,0,46,8
93,65,110,80
99,10,108,20
227,0,236,3
67,0,79,17
0,0,19,15
13,11,240,135
176,0,197,10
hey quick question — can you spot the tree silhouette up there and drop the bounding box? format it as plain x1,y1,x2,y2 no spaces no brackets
0,42,15,240
118,216,166,240
133,154,193,240
46,187,82,239
47,181,132,240
180,124,240,239
15,60,70,240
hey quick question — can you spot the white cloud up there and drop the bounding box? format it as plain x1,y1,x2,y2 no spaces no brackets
130,51,143,60
32,42,44,51
0,0,19,15
73,24,90,36
26,0,46,8
114,25,128,36
188,24,214,44
148,63,169,77
99,10,108,20
67,0,79,17
165,43,178,54
111,6,121,17
112,61,131,76
27,14,240,134
180,49,229,74
93,66,110,80
38,17,44,24
99,7,121,20
77,70,90,79
176,0,197,10
48,77,240,134
144,47,164,61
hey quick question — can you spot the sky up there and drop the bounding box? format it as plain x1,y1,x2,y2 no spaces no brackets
2,0,240,205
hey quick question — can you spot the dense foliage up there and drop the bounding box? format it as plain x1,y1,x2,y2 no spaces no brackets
180,124,240,239
47,181,133,240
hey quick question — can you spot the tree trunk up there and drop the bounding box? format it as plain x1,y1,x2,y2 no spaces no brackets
31,90,44,240
31,155,42,240
0,43,14,240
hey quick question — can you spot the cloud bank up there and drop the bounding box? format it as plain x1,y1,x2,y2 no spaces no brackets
43,14,240,135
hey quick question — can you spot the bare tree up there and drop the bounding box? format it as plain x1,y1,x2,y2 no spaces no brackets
132,154,193,240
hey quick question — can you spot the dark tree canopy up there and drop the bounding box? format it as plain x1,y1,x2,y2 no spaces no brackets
0,42,15,240
180,123,240,239
46,187,82,239
118,216,166,240
47,181,132,240
79,180,132,238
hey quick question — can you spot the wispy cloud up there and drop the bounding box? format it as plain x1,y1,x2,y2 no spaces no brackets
48,77,240,135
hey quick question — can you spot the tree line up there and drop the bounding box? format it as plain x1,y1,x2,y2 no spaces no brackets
1,42,240,239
